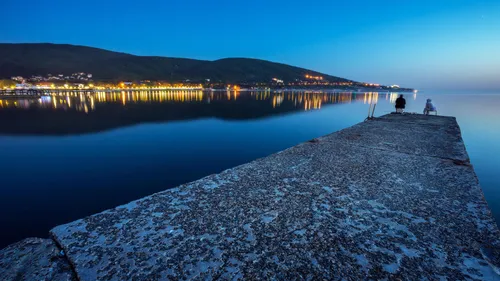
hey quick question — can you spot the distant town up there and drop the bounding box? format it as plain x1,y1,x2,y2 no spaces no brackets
0,72,412,92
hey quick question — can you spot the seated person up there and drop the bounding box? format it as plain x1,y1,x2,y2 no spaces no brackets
395,95,406,113
423,99,437,115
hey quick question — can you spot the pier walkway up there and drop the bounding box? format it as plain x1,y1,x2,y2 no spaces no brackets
1,114,499,280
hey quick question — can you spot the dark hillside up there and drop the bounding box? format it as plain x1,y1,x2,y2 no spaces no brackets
0,43,351,83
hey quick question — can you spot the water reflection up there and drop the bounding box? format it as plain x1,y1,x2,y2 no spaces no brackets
0,90,385,111
0,91,388,135
3,90,500,250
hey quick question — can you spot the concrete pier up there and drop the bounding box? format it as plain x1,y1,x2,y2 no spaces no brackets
2,114,500,280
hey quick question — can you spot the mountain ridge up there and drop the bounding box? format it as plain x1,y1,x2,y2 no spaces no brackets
0,43,352,84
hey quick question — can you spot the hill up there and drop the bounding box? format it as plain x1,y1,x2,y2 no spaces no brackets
0,43,352,83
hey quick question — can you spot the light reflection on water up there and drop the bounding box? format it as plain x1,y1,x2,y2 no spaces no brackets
0,90,384,113
0,90,499,248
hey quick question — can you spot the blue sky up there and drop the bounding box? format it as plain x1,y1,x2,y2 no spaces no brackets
1,0,499,90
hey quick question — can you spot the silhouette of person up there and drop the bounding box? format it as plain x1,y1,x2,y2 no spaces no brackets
395,95,406,113
423,99,437,115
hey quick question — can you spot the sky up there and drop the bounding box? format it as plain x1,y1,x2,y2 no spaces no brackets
1,0,499,90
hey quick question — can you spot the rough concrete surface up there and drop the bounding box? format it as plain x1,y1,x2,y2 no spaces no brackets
6,114,500,280
0,237,77,281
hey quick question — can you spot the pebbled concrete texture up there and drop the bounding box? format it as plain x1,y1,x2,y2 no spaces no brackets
41,114,500,280
0,237,77,281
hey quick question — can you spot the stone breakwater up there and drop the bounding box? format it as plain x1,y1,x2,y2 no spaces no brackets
1,114,499,280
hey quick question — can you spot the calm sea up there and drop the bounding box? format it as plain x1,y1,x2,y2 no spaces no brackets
0,90,499,248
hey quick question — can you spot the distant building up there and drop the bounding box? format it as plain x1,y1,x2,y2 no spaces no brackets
15,83,30,89
36,82,53,89
30,75,44,82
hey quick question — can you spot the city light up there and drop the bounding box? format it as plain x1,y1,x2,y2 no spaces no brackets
1,74,405,95
305,74,323,81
